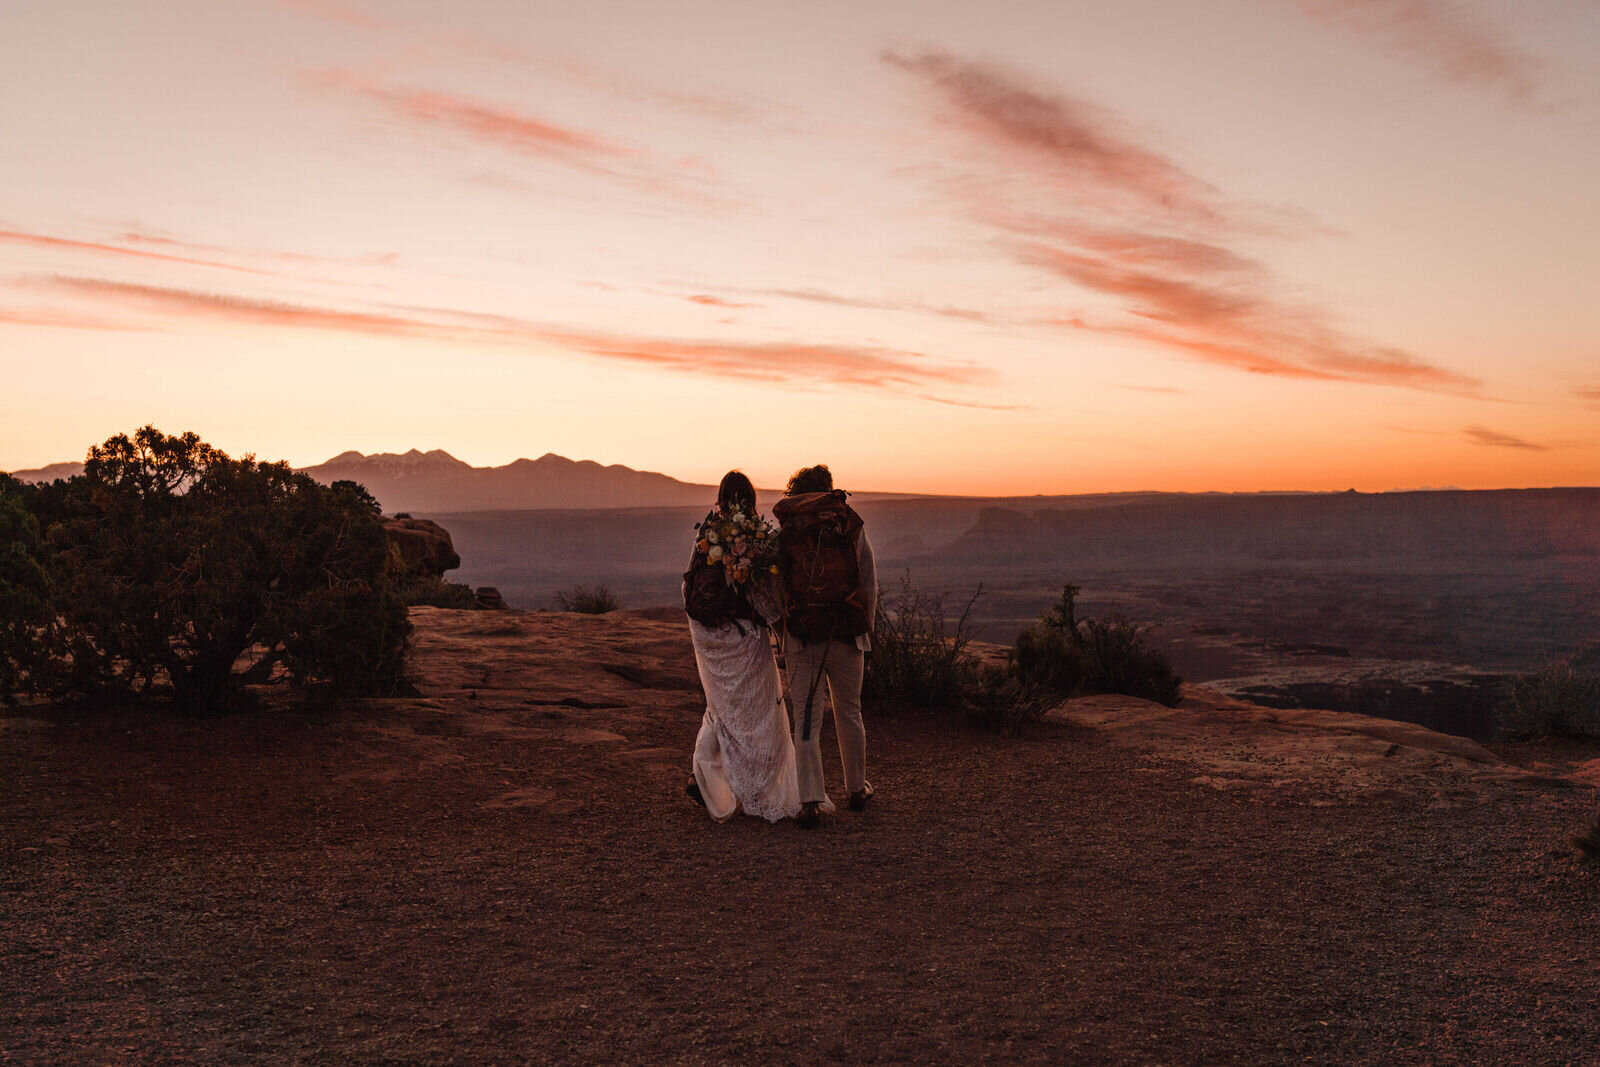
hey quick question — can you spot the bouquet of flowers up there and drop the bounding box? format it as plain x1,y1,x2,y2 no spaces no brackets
692,507,780,587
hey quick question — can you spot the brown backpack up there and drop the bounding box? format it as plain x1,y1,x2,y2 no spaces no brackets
682,557,753,629
772,490,869,643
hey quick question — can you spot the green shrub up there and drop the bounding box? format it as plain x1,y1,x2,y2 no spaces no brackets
1496,648,1600,738
863,573,1052,733
0,475,52,703
1010,584,1183,707
555,585,619,613
1,427,411,710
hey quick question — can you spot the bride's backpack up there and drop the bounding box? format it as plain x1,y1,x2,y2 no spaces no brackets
772,490,869,643
683,557,753,629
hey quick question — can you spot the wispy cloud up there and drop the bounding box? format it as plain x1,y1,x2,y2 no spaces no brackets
1020,239,1478,390
886,50,1481,394
2,228,287,278
0,306,147,332
1575,385,1600,407
114,230,400,269
319,76,632,164
1117,384,1189,395
312,73,734,207
37,275,995,402
883,50,1227,227
539,330,996,394
281,1,781,129
1464,425,1549,451
685,294,756,309
736,286,1005,325
46,276,439,337
2,226,401,291
1288,0,1545,109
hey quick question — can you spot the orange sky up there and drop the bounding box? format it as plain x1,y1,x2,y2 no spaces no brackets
2,0,1597,494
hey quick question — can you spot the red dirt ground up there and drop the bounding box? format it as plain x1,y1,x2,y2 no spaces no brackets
3,607,1599,1064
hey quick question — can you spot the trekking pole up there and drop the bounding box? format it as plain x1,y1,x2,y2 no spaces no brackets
799,619,836,743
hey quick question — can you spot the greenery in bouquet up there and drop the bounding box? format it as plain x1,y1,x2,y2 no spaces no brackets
693,507,780,587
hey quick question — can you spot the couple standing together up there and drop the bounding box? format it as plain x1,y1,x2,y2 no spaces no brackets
683,465,876,829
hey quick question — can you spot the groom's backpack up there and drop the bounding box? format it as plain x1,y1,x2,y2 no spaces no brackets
772,490,868,644
683,558,753,629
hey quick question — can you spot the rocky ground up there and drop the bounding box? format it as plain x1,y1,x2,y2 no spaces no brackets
4,606,1599,1064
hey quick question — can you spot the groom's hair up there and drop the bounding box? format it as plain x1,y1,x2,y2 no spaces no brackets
717,470,756,513
785,465,833,495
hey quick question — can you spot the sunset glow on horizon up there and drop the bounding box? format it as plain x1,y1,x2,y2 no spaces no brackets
3,0,1597,496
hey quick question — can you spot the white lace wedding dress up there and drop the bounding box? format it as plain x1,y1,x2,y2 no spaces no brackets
688,570,826,823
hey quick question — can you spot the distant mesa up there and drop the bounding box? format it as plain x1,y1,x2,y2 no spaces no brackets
8,461,85,483
8,448,715,515
299,449,714,513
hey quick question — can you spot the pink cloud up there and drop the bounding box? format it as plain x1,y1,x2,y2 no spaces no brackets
999,218,1262,275
1016,243,1260,326
313,73,737,209
1117,384,1189,395
887,50,1480,394
1574,385,1600,406
1464,425,1549,451
1030,241,1477,390
46,276,437,337
885,50,1226,225
357,84,630,161
686,294,755,309
736,286,1005,326
0,307,147,331
115,230,400,269
540,330,994,392
1290,0,1545,108
40,276,995,402
1,229,288,278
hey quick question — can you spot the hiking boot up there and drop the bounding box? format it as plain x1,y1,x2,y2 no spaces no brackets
685,777,705,808
848,784,874,812
796,801,822,830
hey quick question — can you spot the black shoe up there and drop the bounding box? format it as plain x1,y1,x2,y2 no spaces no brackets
685,777,705,808
796,801,821,829
848,784,875,812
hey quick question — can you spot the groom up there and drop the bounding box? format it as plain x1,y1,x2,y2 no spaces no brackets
772,464,877,829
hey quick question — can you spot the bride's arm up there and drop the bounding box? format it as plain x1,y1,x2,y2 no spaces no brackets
748,566,786,627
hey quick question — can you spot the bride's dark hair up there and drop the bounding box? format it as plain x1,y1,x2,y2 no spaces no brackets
717,470,756,514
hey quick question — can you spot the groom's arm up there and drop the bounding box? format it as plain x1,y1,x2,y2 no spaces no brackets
857,529,877,632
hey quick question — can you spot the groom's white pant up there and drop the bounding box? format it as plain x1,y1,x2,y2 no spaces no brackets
784,635,867,804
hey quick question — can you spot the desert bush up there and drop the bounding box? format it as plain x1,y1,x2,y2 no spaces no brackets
1077,617,1184,707
863,573,982,709
863,573,1052,733
1570,808,1600,864
1496,647,1600,738
1011,583,1089,693
961,663,1060,737
555,584,620,614
1010,584,1183,707
399,575,480,609
0,427,411,711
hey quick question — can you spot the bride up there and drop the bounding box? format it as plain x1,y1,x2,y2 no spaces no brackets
682,471,823,823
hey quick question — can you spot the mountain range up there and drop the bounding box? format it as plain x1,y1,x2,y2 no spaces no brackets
6,449,716,513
